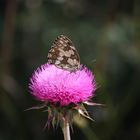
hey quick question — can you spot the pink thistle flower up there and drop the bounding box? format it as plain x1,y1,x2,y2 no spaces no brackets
29,63,96,106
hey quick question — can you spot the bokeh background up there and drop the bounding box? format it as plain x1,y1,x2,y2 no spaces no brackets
0,0,140,140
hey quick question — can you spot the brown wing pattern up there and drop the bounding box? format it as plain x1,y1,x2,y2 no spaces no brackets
47,35,80,71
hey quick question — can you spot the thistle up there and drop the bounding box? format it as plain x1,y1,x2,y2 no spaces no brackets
28,35,99,140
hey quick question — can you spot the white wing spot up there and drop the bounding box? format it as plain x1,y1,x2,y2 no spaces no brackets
64,51,71,57
69,49,74,55
48,53,52,57
59,51,65,57
57,57,63,61
67,58,74,65
73,59,77,64
62,65,70,69
70,46,75,50
65,40,69,43
51,49,55,52
64,50,74,57
55,60,61,65
59,40,63,44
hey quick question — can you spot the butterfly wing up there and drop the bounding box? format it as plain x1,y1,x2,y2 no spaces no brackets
47,35,80,71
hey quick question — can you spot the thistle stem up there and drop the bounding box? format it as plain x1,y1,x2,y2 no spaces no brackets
62,119,71,140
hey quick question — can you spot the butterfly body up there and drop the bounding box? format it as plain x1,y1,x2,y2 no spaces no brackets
47,35,80,72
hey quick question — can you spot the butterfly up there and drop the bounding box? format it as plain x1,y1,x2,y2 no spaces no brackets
47,35,80,72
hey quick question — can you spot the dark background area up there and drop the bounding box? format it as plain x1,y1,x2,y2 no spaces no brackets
0,0,140,140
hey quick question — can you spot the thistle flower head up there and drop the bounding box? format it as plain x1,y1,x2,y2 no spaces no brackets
28,35,100,132
29,63,96,106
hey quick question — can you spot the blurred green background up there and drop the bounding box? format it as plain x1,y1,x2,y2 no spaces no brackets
0,0,140,140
